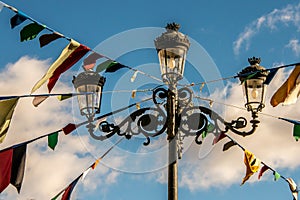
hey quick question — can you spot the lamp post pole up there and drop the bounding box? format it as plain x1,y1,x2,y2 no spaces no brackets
167,84,178,200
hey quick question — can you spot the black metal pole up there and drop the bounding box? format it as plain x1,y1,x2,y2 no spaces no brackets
167,84,178,200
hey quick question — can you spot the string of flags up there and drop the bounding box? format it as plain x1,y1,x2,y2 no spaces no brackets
0,122,77,194
51,138,123,200
0,1,300,199
0,0,163,96
213,132,299,200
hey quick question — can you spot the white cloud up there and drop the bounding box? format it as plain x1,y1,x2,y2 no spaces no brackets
286,39,300,56
233,3,300,55
0,56,122,199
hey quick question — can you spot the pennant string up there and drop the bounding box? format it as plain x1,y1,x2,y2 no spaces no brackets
52,137,124,199
222,132,290,183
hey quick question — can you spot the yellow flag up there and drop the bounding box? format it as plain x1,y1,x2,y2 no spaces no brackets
271,65,300,107
241,149,261,185
31,40,80,93
0,98,19,143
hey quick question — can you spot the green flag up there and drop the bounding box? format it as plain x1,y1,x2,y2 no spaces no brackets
95,60,114,73
293,124,300,141
273,171,281,181
48,132,58,150
20,23,45,42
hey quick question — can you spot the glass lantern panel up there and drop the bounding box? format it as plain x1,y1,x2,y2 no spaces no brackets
158,48,186,81
244,79,265,111
76,84,102,116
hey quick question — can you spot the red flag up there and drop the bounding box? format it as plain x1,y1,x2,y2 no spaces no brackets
61,175,81,200
0,144,27,194
258,165,269,180
213,132,227,144
62,123,77,135
47,44,90,92
0,148,13,193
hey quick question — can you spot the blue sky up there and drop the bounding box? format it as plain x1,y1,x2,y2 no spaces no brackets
1,0,300,200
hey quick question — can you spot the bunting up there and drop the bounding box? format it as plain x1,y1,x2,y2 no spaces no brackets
83,52,103,70
258,165,270,180
131,71,139,82
32,95,48,107
0,2,4,12
20,23,45,42
287,178,298,200
10,12,28,29
0,144,27,193
241,150,261,185
0,98,19,143
271,65,300,107
48,132,59,150
105,61,128,73
223,140,237,151
279,118,300,141
273,171,281,181
62,123,77,135
264,68,279,85
39,32,63,48
213,132,227,144
31,40,90,93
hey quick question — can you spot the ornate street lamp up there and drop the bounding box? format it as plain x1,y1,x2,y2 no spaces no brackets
154,23,190,84
238,57,269,114
72,70,106,134
74,24,268,200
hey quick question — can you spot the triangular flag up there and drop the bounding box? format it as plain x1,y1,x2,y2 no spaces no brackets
95,59,114,73
293,124,300,141
48,132,58,150
240,71,258,85
241,149,261,185
136,103,141,110
279,118,300,141
83,52,103,70
222,140,236,151
91,158,100,169
258,165,270,180
287,178,298,200
39,32,63,48
57,94,73,101
213,132,227,144
10,144,27,193
264,68,279,85
31,40,90,93
105,61,127,73
82,168,91,180
0,2,4,12
131,71,139,82
62,123,76,135
131,90,136,98
10,12,28,29
20,23,45,42
273,171,281,181
32,95,48,107
61,175,81,200
271,65,300,107
0,148,13,193
0,98,19,143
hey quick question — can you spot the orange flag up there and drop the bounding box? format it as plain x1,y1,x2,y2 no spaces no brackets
270,65,300,107
241,150,261,185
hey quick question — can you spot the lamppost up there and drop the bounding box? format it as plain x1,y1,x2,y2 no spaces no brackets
72,23,269,200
